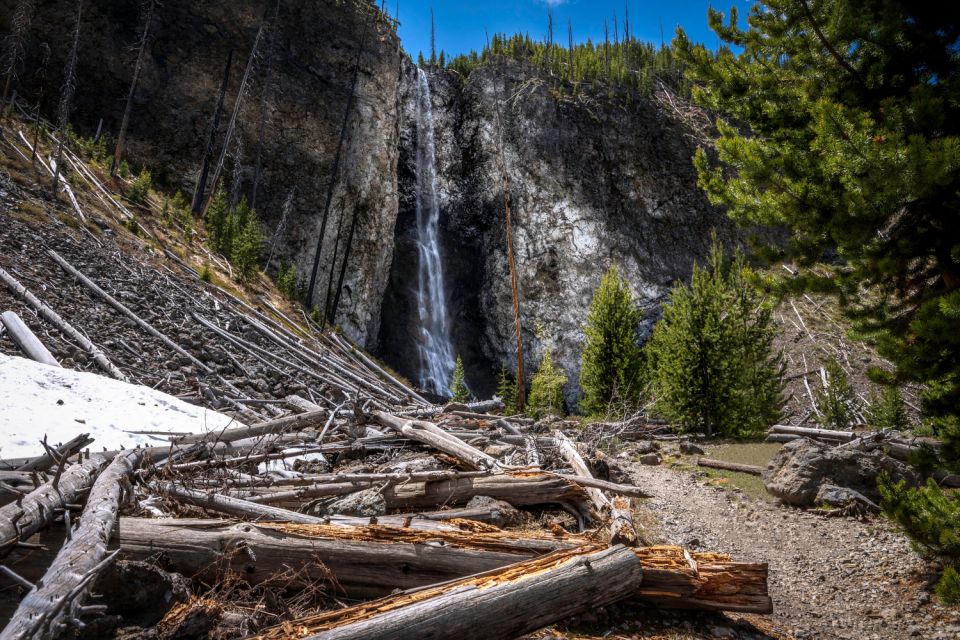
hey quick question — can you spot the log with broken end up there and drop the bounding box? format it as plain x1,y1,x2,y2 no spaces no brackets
174,408,328,444
372,411,498,470
0,311,60,367
248,545,643,640
0,451,140,640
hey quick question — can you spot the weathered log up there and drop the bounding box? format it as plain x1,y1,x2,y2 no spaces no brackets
250,545,644,640
551,473,652,499
174,409,327,444
0,455,109,560
0,452,138,640
768,424,855,441
372,411,498,470
0,311,59,367
326,332,431,406
47,249,213,376
696,458,764,476
0,268,128,381
15,434,94,473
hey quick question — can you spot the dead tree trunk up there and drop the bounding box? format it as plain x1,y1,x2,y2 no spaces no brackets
250,545,643,640
250,0,280,210
0,267,128,381
372,411,498,470
110,0,156,176
696,458,764,476
1,0,35,103
14,433,93,473
0,311,59,367
0,452,139,640
0,454,108,560
192,50,233,214
50,0,83,197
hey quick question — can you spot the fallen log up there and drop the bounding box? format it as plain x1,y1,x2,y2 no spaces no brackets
0,452,139,640
696,458,764,476
372,411,498,470
249,545,643,640
768,425,855,442
0,311,59,367
0,267,128,382
0,455,109,560
174,409,327,444
15,434,94,473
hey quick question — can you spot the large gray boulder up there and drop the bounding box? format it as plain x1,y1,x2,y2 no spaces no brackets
763,438,918,506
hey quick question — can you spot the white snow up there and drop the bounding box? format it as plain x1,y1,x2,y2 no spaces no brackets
0,354,238,462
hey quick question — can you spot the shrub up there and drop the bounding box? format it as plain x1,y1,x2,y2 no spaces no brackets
163,191,191,230
119,159,131,179
276,261,299,301
124,215,140,236
527,350,567,419
866,386,909,431
127,167,152,205
935,565,960,606
579,265,644,417
645,237,783,438
450,356,470,402
816,358,858,430
495,366,518,415
231,199,262,283
199,263,212,282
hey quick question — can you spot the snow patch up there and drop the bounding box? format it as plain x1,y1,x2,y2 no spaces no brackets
0,354,237,462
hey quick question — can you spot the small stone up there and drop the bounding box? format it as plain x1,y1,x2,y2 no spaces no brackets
638,453,661,466
633,440,659,454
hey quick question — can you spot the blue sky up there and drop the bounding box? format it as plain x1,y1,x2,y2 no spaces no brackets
391,1,751,60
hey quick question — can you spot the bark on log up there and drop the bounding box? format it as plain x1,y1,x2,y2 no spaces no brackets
175,409,328,444
251,545,644,640
0,455,109,560
47,249,213,376
0,311,59,367
696,458,764,476
372,411,498,470
0,452,138,640
768,425,855,441
0,268,128,381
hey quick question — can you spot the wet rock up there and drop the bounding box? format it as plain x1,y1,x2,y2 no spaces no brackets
763,438,918,506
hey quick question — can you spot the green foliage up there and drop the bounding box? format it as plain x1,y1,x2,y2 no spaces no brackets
816,358,859,430
310,306,322,326
444,32,686,97
199,263,212,282
527,350,567,419
579,265,644,416
127,167,151,205
646,238,784,438
450,356,470,402
276,261,300,301
162,191,191,231
76,134,110,166
206,189,262,283
866,386,910,431
124,215,140,236
880,477,960,603
495,366,518,415
118,159,131,179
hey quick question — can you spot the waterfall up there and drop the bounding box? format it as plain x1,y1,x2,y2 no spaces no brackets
413,67,455,396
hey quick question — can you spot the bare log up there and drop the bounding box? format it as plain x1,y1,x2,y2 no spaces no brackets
768,424,855,442
0,455,109,560
0,452,138,640
373,411,497,470
47,249,212,375
696,458,764,476
15,433,93,473
175,408,327,444
251,545,644,640
0,311,59,367
0,267,128,381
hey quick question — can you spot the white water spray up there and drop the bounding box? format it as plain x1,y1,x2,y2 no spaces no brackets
413,68,455,395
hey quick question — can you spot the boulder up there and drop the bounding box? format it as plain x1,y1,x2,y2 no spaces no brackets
680,441,705,455
639,453,662,466
763,438,918,506
322,488,387,517
633,440,660,455
815,484,880,512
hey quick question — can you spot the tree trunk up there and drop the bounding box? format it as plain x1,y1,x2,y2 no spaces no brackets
0,311,59,367
192,49,233,214
110,0,155,176
372,411,498,470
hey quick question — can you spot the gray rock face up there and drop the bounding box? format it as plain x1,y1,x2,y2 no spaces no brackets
763,438,918,506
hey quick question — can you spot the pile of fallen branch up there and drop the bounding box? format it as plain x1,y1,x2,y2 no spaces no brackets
0,391,774,638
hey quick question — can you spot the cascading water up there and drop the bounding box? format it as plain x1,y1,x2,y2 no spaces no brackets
413,67,456,396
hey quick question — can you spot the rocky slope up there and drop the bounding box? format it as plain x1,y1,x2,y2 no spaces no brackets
3,0,738,403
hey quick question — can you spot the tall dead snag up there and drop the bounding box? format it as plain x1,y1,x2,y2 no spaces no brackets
50,0,83,197
199,14,266,219
493,70,525,410
305,5,374,310
191,49,233,214
0,452,139,640
1,0,35,103
0,454,109,561
250,0,280,210
110,0,156,176
249,545,643,640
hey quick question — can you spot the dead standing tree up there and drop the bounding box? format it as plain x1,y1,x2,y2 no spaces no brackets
50,0,83,197
250,0,281,211
110,0,156,176
192,49,233,214
1,0,35,104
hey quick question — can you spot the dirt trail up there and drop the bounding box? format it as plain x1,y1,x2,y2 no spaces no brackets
628,463,959,640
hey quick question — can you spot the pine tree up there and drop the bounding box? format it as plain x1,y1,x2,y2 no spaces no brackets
206,187,231,256
527,350,567,419
579,265,644,416
646,239,783,438
815,358,858,430
675,0,959,591
231,198,262,283
866,386,910,431
450,356,470,402
495,366,517,415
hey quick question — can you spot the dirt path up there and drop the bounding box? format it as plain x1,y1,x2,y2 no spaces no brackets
627,463,959,640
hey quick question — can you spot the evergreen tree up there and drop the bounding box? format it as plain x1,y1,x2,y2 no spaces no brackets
579,265,644,416
231,198,262,283
495,366,518,415
126,167,152,205
815,358,858,430
450,356,470,402
206,187,232,257
675,0,959,592
646,239,783,438
866,386,910,431
527,350,567,419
